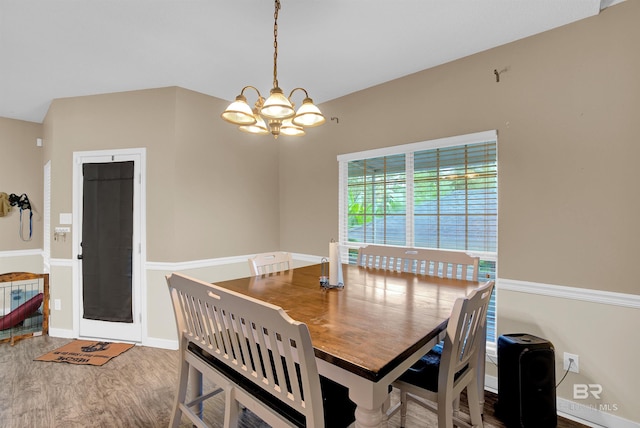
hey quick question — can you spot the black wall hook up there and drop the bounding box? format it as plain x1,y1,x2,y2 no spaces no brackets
494,66,509,83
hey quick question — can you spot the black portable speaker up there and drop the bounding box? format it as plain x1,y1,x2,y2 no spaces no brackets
495,333,557,427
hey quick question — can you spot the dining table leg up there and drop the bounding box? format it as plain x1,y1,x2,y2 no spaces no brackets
354,406,389,428
316,359,390,428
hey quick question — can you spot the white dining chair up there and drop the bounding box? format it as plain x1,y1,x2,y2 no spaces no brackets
387,280,495,428
248,251,293,276
357,245,480,281
357,245,485,421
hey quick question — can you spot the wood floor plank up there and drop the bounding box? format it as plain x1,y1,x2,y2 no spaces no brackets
0,336,588,427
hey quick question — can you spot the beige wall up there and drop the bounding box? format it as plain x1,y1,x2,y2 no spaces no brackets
280,1,639,295
0,117,43,253
47,264,74,330
172,89,281,259
0,253,43,274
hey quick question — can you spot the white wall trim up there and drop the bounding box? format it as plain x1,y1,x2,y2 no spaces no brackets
49,326,178,350
146,254,253,271
144,337,178,350
0,249,43,258
485,372,497,393
291,253,324,264
498,278,640,309
0,249,321,273
48,327,75,339
145,252,324,271
50,258,73,268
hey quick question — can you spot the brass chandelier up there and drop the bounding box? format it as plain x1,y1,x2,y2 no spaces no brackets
221,0,325,138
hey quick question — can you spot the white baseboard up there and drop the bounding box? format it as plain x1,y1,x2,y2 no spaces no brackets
143,337,178,350
47,328,75,339
485,373,497,393
48,328,177,351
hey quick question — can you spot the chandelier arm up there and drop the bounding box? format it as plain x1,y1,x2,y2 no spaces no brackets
288,87,310,100
240,85,263,99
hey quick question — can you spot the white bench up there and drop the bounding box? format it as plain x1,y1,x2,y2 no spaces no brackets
166,272,355,428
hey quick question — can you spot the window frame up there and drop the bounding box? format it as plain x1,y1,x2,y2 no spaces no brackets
337,130,498,354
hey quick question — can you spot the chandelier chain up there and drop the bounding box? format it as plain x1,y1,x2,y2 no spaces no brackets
273,0,280,88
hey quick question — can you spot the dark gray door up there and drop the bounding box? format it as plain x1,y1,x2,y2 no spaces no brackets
81,161,134,323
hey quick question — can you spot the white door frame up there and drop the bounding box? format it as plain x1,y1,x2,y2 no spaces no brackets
43,161,51,273
72,148,147,343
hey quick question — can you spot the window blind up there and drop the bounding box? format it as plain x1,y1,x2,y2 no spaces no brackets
413,143,497,252
346,154,407,246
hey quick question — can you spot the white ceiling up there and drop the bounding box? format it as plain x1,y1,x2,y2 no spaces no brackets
0,0,624,123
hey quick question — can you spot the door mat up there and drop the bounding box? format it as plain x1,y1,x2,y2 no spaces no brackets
34,340,135,366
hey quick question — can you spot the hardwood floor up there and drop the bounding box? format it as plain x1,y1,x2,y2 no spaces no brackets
0,336,589,427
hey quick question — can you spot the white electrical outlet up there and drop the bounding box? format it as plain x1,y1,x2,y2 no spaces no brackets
563,352,579,373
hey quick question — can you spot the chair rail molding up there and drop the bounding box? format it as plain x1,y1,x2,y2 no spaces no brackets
497,278,640,309
146,252,323,271
0,249,43,258
50,258,73,267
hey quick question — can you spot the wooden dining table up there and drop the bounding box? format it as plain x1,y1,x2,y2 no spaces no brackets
213,263,482,428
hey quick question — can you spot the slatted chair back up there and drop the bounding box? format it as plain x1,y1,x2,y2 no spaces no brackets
443,280,494,387
357,245,480,281
249,251,293,276
166,272,324,428
389,280,495,427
